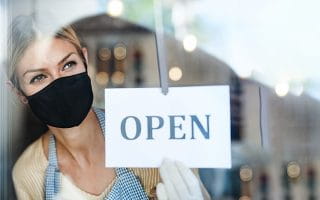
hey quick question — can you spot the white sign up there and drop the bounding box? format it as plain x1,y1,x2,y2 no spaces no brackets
105,86,231,168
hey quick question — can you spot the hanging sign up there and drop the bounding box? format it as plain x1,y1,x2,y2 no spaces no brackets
105,86,231,168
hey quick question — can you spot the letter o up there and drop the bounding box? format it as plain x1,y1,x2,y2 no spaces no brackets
120,116,141,140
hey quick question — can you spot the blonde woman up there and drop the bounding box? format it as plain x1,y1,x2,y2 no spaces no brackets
8,15,210,200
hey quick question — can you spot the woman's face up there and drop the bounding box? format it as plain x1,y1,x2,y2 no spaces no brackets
15,38,87,97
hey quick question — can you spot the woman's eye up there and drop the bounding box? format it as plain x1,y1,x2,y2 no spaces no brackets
63,61,77,71
30,74,47,84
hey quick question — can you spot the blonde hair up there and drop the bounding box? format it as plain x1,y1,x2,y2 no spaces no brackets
7,15,85,91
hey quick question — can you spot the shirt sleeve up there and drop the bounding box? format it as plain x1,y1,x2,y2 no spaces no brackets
131,168,160,199
11,138,47,200
12,168,32,200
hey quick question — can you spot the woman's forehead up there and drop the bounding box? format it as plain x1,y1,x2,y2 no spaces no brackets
16,38,78,74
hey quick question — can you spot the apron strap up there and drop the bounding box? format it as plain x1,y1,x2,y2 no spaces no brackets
44,134,60,200
93,108,148,199
106,168,148,200
44,107,148,200
93,107,105,136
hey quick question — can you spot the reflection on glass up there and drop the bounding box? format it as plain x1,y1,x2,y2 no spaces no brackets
107,0,124,17
169,66,182,81
95,71,109,86
111,71,125,85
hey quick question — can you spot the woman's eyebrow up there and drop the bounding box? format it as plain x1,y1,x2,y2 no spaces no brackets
57,52,76,65
23,68,46,77
23,52,76,77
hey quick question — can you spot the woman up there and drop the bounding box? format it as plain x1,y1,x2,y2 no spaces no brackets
8,15,210,200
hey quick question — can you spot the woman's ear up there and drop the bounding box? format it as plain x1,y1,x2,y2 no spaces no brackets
82,47,88,65
6,80,28,104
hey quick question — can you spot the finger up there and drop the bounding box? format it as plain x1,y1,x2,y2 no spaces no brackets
160,159,190,199
156,183,168,200
175,161,203,198
159,174,180,200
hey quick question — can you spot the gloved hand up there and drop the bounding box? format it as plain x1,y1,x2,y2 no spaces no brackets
156,159,204,200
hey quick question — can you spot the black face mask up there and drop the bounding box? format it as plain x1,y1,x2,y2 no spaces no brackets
26,72,93,128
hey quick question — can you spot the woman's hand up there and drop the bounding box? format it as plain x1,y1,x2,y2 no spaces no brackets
156,159,204,200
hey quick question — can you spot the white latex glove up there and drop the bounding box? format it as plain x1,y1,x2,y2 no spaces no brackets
156,159,204,200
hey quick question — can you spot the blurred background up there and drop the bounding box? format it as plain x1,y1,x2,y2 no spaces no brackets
1,0,320,199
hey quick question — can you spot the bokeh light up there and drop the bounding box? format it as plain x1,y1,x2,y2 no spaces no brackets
183,34,197,52
169,66,183,81
287,161,301,179
275,81,289,97
291,83,304,96
114,43,127,60
95,71,109,86
98,48,111,61
107,0,124,17
237,68,253,79
111,71,125,85
239,165,253,182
